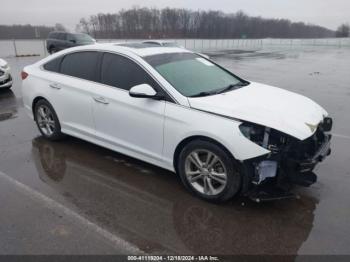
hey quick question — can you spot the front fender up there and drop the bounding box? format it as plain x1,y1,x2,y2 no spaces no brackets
163,103,270,169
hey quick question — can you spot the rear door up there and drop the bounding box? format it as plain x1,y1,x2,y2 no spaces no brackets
44,51,101,138
56,33,67,50
91,52,166,163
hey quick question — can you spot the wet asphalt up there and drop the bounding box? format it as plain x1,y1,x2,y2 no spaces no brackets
0,47,349,255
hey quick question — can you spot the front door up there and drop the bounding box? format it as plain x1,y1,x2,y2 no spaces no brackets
91,53,166,163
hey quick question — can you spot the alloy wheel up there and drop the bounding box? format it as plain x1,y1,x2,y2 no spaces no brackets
184,150,228,196
36,105,56,136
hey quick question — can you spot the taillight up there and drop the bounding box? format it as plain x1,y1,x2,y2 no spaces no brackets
21,71,28,80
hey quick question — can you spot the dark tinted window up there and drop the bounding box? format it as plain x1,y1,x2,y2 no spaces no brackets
57,33,66,40
66,33,75,42
43,57,62,73
48,32,56,39
60,52,99,81
101,53,158,90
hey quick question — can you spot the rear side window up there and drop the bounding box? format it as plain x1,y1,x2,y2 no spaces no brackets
48,32,56,39
60,52,100,81
43,57,62,73
101,53,158,91
56,33,66,40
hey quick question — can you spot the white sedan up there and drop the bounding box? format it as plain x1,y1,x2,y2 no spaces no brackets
0,58,12,90
21,43,332,202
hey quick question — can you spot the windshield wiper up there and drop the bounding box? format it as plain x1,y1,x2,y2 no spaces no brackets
189,82,249,98
215,82,249,94
189,91,217,98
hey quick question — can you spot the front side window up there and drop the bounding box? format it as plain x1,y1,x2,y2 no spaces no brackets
73,34,94,44
101,53,158,91
145,53,247,97
60,51,99,81
66,33,76,42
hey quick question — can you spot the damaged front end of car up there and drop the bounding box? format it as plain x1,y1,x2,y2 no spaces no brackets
239,117,332,202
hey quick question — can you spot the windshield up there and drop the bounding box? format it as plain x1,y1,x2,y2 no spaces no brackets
144,53,247,97
74,34,94,43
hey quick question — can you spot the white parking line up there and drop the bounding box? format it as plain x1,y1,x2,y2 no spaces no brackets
0,170,144,255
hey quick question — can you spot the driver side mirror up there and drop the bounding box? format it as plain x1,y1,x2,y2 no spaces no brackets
69,39,76,43
129,84,160,99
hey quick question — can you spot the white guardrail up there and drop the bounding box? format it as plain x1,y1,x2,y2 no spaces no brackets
0,38,349,57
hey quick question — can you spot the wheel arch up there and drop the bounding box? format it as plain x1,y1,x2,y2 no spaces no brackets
173,135,236,173
32,96,50,120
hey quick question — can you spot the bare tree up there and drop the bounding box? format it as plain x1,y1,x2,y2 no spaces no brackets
0,24,55,39
76,7,334,39
336,23,350,37
54,23,67,32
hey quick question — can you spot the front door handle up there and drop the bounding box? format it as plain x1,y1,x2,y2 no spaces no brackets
93,96,109,104
49,83,61,90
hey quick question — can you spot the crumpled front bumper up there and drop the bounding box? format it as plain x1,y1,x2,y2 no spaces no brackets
241,125,332,202
0,73,12,89
285,134,331,173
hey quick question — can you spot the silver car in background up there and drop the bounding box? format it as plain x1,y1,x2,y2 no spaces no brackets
0,58,12,90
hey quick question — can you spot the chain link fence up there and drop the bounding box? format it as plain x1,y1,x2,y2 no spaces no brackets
1,38,349,58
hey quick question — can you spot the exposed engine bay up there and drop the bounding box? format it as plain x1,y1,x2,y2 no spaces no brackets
240,117,333,202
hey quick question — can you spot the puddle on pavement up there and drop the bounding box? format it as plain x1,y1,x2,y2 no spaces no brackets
0,90,18,122
30,136,317,254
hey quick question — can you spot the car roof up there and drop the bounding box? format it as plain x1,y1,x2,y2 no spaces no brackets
49,31,89,36
142,40,179,46
49,31,67,35
64,42,192,58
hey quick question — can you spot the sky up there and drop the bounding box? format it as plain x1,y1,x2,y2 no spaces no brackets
0,0,349,31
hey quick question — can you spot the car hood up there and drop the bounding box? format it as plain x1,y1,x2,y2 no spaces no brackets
188,82,328,140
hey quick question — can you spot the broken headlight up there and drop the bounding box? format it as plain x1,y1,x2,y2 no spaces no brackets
239,122,265,145
239,122,289,153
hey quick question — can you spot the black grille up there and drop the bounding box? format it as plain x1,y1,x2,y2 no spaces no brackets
287,126,326,161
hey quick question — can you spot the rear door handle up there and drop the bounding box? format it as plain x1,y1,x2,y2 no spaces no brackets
49,83,61,90
93,96,109,104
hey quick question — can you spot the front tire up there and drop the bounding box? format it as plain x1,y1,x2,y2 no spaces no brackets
34,100,65,141
177,140,241,202
48,46,58,54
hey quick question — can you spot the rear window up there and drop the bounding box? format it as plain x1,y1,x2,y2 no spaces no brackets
60,51,100,81
43,57,62,73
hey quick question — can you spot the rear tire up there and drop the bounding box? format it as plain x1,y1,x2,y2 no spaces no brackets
177,139,241,203
34,99,65,141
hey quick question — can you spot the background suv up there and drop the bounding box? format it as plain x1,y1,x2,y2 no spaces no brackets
46,31,95,54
